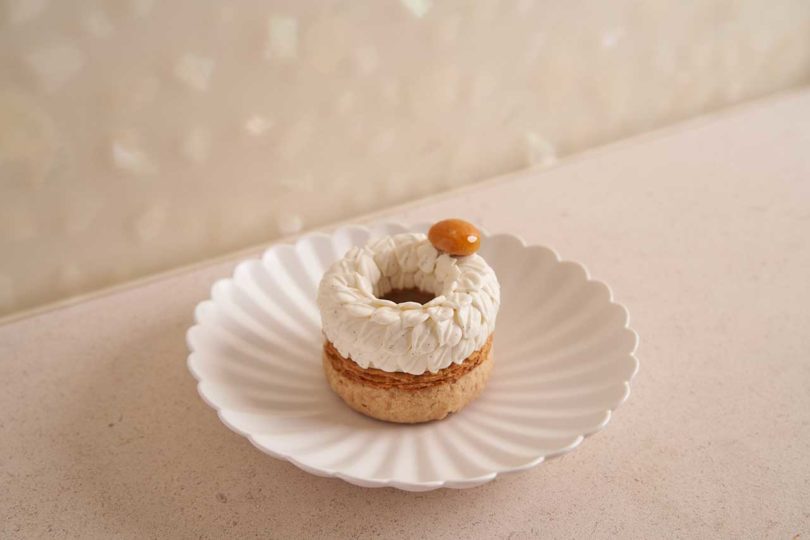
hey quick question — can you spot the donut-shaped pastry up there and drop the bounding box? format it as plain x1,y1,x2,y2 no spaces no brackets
317,232,500,375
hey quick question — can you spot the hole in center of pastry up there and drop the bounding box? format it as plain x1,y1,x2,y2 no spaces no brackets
380,288,436,305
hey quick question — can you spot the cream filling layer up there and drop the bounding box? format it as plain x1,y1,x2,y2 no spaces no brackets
317,233,500,375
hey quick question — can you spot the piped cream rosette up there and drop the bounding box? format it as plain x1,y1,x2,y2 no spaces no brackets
317,233,500,375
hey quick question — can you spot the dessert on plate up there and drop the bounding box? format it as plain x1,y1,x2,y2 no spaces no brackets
317,219,500,423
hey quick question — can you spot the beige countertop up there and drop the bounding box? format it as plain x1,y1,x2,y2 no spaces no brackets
2,89,810,539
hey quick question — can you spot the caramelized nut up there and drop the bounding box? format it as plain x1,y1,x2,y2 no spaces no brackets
428,219,481,256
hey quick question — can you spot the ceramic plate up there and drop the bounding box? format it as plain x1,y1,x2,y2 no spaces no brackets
186,223,638,491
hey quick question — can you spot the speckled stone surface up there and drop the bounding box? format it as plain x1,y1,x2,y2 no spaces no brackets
2,0,810,317
1,91,809,538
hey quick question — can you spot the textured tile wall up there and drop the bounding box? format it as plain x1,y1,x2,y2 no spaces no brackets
1,0,809,317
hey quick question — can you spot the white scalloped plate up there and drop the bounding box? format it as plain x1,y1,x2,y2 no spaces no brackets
186,223,638,491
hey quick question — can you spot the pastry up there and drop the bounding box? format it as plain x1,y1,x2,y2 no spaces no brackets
317,219,500,423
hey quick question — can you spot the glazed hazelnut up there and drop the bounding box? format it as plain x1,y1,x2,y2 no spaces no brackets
428,219,481,256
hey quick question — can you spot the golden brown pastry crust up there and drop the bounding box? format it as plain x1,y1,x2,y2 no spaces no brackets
323,335,494,423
